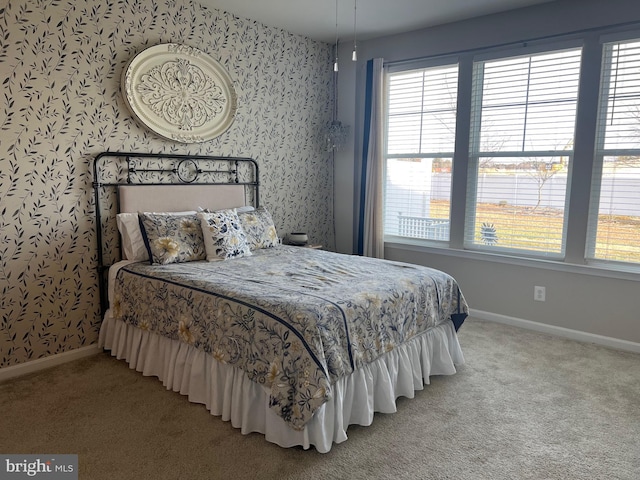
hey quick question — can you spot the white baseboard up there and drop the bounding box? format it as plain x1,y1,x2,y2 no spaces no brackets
470,309,640,354
0,345,101,383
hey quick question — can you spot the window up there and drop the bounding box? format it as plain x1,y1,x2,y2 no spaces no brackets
384,64,458,241
381,29,640,275
587,39,640,265
465,48,582,256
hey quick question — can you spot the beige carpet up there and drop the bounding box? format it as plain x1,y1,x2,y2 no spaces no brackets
1,318,638,479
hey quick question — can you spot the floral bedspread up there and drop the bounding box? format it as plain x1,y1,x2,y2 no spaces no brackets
112,246,468,430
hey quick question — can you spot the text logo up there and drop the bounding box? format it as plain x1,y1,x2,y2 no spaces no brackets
0,455,77,480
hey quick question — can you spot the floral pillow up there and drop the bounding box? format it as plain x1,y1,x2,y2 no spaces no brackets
238,206,280,250
198,209,252,261
117,211,196,262
138,213,206,265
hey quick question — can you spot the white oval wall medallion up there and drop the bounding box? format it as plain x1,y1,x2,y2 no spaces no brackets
122,44,237,143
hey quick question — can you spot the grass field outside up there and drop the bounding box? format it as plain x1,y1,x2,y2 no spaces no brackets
427,200,640,263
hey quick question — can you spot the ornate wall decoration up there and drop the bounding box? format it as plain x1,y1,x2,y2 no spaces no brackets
122,44,237,143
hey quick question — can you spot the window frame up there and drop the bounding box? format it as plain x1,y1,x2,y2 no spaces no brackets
380,27,640,277
464,45,583,258
383,58,460,244
586,34,640,267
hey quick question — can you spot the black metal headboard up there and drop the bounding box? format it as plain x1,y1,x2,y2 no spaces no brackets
92,151,259,315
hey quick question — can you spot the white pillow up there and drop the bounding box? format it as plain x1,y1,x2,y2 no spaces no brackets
116,211,195,261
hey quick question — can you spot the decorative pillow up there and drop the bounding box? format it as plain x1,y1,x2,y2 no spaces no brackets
198,210,252,261
138,213,206,265
238,206,279,250
117,211,195,262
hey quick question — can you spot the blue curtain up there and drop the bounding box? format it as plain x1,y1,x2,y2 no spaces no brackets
357,58,384,258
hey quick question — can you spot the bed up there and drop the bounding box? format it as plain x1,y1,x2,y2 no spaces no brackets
94,152,469,453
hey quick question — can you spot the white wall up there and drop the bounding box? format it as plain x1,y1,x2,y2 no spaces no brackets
336,0,640,345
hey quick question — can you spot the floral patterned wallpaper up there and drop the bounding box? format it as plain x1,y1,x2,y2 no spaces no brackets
0,0,334,367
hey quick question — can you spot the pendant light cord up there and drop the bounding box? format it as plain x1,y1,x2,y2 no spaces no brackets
334,0,339,72
352,0,357,61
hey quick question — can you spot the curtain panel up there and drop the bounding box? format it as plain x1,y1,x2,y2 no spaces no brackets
358,58,385,258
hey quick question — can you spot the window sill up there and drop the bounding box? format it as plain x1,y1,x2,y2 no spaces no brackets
385,238,640,283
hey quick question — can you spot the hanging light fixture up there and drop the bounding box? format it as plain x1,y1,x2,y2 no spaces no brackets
325,68,350,151
352,0,357,62
325,0,350,151
326,117,350,152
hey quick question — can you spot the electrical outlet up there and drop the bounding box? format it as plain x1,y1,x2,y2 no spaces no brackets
534,286,546,302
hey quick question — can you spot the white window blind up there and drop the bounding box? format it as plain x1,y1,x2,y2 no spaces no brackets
384,65,458,241
587,39,640,265
465,48,582,256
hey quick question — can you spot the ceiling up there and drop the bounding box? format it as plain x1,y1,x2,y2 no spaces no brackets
201,0,556,43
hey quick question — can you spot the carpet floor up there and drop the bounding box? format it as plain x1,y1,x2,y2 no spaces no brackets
1,318,638,479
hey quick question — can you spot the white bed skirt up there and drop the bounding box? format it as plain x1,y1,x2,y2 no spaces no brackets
99,311,464,453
